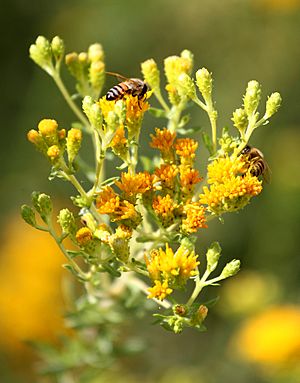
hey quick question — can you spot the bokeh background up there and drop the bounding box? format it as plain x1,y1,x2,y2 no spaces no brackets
1,0,300,382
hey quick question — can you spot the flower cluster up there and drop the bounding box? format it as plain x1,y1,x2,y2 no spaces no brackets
200,155,263,215
145,242,199,300
23,35,282,343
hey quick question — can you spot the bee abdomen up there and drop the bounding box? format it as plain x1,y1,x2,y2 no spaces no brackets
250,161,265,177
106,83,129,101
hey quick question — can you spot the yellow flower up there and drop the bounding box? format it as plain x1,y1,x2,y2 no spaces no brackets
232,305,300,367
206,156,247,185
174,138,198,165
124,94,149,138
153,164,179,190
0,216,64,353
96,186,118,215
115,171,152,199
145,244,199,291
98,96,116,121
181,202,207,233
110,125,127,148
75,227,93,245
200,156,262,215
152,194,178,226
147,280,173,301
150,128,176,162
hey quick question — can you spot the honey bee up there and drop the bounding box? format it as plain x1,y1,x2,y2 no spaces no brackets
241,145,271,183
105,71,149,103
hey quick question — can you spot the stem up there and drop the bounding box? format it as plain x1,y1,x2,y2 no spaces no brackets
48,220,90,281
186,268,211,307
194,96,217,154
129,132,140,174
167,101,185,133
52,73,90,128
154,89,170,113
89,137,106,195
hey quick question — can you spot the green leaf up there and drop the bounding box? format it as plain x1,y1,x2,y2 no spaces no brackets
202,131,214,155
66,250,84,259
177,125,202,136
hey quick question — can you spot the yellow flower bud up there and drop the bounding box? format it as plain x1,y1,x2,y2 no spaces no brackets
51,36,64,63
58,129,66,140
76,227,93,246
177,72,196,100
47,145,60,160
58,208,76,236
27,129,48,154
141,58,160,90
243,80,261,116
29,36,53,74
89,61,105,95
88,43,104,62
67,128,82,164
196,68,213,102
38,118,59,146
265,92,282,118
78,52,88,64
232,108,248,133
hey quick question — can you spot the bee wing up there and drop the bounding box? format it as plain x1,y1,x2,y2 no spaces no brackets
263,161,272,184
106,71,129,81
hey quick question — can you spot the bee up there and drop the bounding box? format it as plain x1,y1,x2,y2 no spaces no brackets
105,71,149,103
241,145,271,183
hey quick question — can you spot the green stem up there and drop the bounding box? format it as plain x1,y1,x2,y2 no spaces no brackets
52,73,90,128
186,268,211,307
48,220,90,281
154,89,170,113
167,101,185,133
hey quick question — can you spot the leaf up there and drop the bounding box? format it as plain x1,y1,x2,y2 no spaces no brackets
116,161,128,170
48,167,67,181
100,176,119,187
148,107,168,118
202,132,214,155
66,250,83,259
177,125,202,136
178,114,190,128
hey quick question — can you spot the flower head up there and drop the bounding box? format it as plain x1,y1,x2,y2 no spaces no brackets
174,138,198,166
115,171,152,200
200,155,262,215
152,194,178,227
153,164,179,191
179,167,202,195
147,280,173,301
181,202,207,233
145,243,199,294
150,128,176,162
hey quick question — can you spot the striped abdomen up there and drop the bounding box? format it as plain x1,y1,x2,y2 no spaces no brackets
106,81,131,101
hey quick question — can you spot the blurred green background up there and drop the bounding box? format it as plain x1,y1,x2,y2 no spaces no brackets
1,0,300,382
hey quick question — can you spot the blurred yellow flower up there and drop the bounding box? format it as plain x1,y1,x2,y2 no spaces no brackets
232,305,300,366
0,215,65,352
255,0,300,11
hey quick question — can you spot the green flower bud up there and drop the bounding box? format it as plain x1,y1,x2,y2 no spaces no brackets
232,108,248,133
243,80,261,116
67,128,82,164
88,43,104,62
196,68,213,103
109,235,129,262
220,259,241,279
180,237,195,253
89,61,105,96
21,205,36,227
265,92,282,118
65,52,81,79
51,36,65,63
29,36,53,75
177,73,196,100
32,192,53,223
206,242,221,273
82,97,103,130
57,209,76,235
141,59,160,90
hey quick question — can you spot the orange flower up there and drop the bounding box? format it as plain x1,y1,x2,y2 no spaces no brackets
153,164,179,190
150,128,176,161
174,138,198,166
181,202,207,233
96,186,119,215
110,125,127,148
152,194,177,226
179,167,202,194
115,171,152,198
